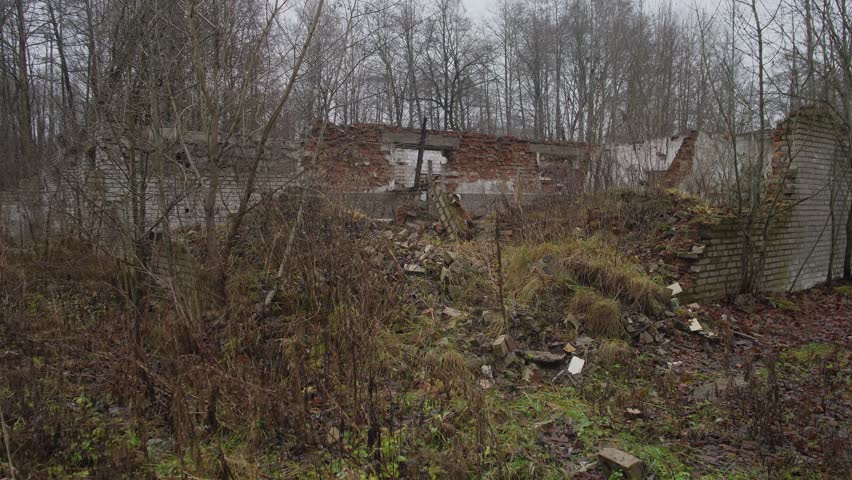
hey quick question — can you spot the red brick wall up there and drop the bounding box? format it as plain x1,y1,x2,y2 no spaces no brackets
662,130,698,188
304,123,590,194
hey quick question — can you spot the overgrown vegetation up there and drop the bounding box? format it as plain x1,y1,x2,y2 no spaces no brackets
1,189,849,478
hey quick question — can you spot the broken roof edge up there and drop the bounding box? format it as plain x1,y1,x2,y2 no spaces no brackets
307,121,594,149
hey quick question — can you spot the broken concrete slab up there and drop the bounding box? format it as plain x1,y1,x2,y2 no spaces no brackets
491,334,513,358
523,350,566,365
598,447,645,480
667,282,683,296
689,318,703,332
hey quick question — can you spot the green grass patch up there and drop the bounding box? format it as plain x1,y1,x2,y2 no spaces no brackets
783,342,835,365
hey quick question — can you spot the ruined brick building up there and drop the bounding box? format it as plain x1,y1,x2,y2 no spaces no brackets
0,108,849,299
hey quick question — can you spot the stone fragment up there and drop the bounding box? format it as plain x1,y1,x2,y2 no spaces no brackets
689,318,703,332
497,352,522,370
443,306,463,318
690,375,746,401
327,427,341,444
491,334,513,358
481,364,493,380
568,356,585,375
639,331,654,344
522,365,537,382
667,282,683,296
524,350,566,365
598,448,645,480
404,263,426,274
691,245,706,254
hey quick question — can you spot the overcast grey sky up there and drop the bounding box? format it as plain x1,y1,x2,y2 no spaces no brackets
461,0,695,20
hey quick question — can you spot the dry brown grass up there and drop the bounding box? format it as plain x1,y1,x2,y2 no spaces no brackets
595,339,636,367
502,237,666,315
570,289,626,338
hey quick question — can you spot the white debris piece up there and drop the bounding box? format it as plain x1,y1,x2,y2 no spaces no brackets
689,318,703,332
667,282,683,296
568,356,585,375
404,264,426,274
443,306,463,318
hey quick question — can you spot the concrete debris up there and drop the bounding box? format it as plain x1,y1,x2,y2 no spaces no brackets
691,244,706,254
690,375,746,401
433,184,473,240
524,350,566,365
565,312,580,330
497,352,522,370
481,364,493,380
567,356,585,375
667,282,683,296
689,318,703,332
598,447,645,480
404,263,426,274
639,331,654,344
327,426,341,444
522,365,537,383
482,309,504,324
491,334,513,358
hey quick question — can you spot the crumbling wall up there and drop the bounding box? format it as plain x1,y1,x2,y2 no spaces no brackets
608,134,687,187
684,109,850,299
661,131,698,188
304,123,590,201
93,130,302,237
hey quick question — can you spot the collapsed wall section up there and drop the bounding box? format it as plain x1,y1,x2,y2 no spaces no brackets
683,109,850,299
304,123,590,209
